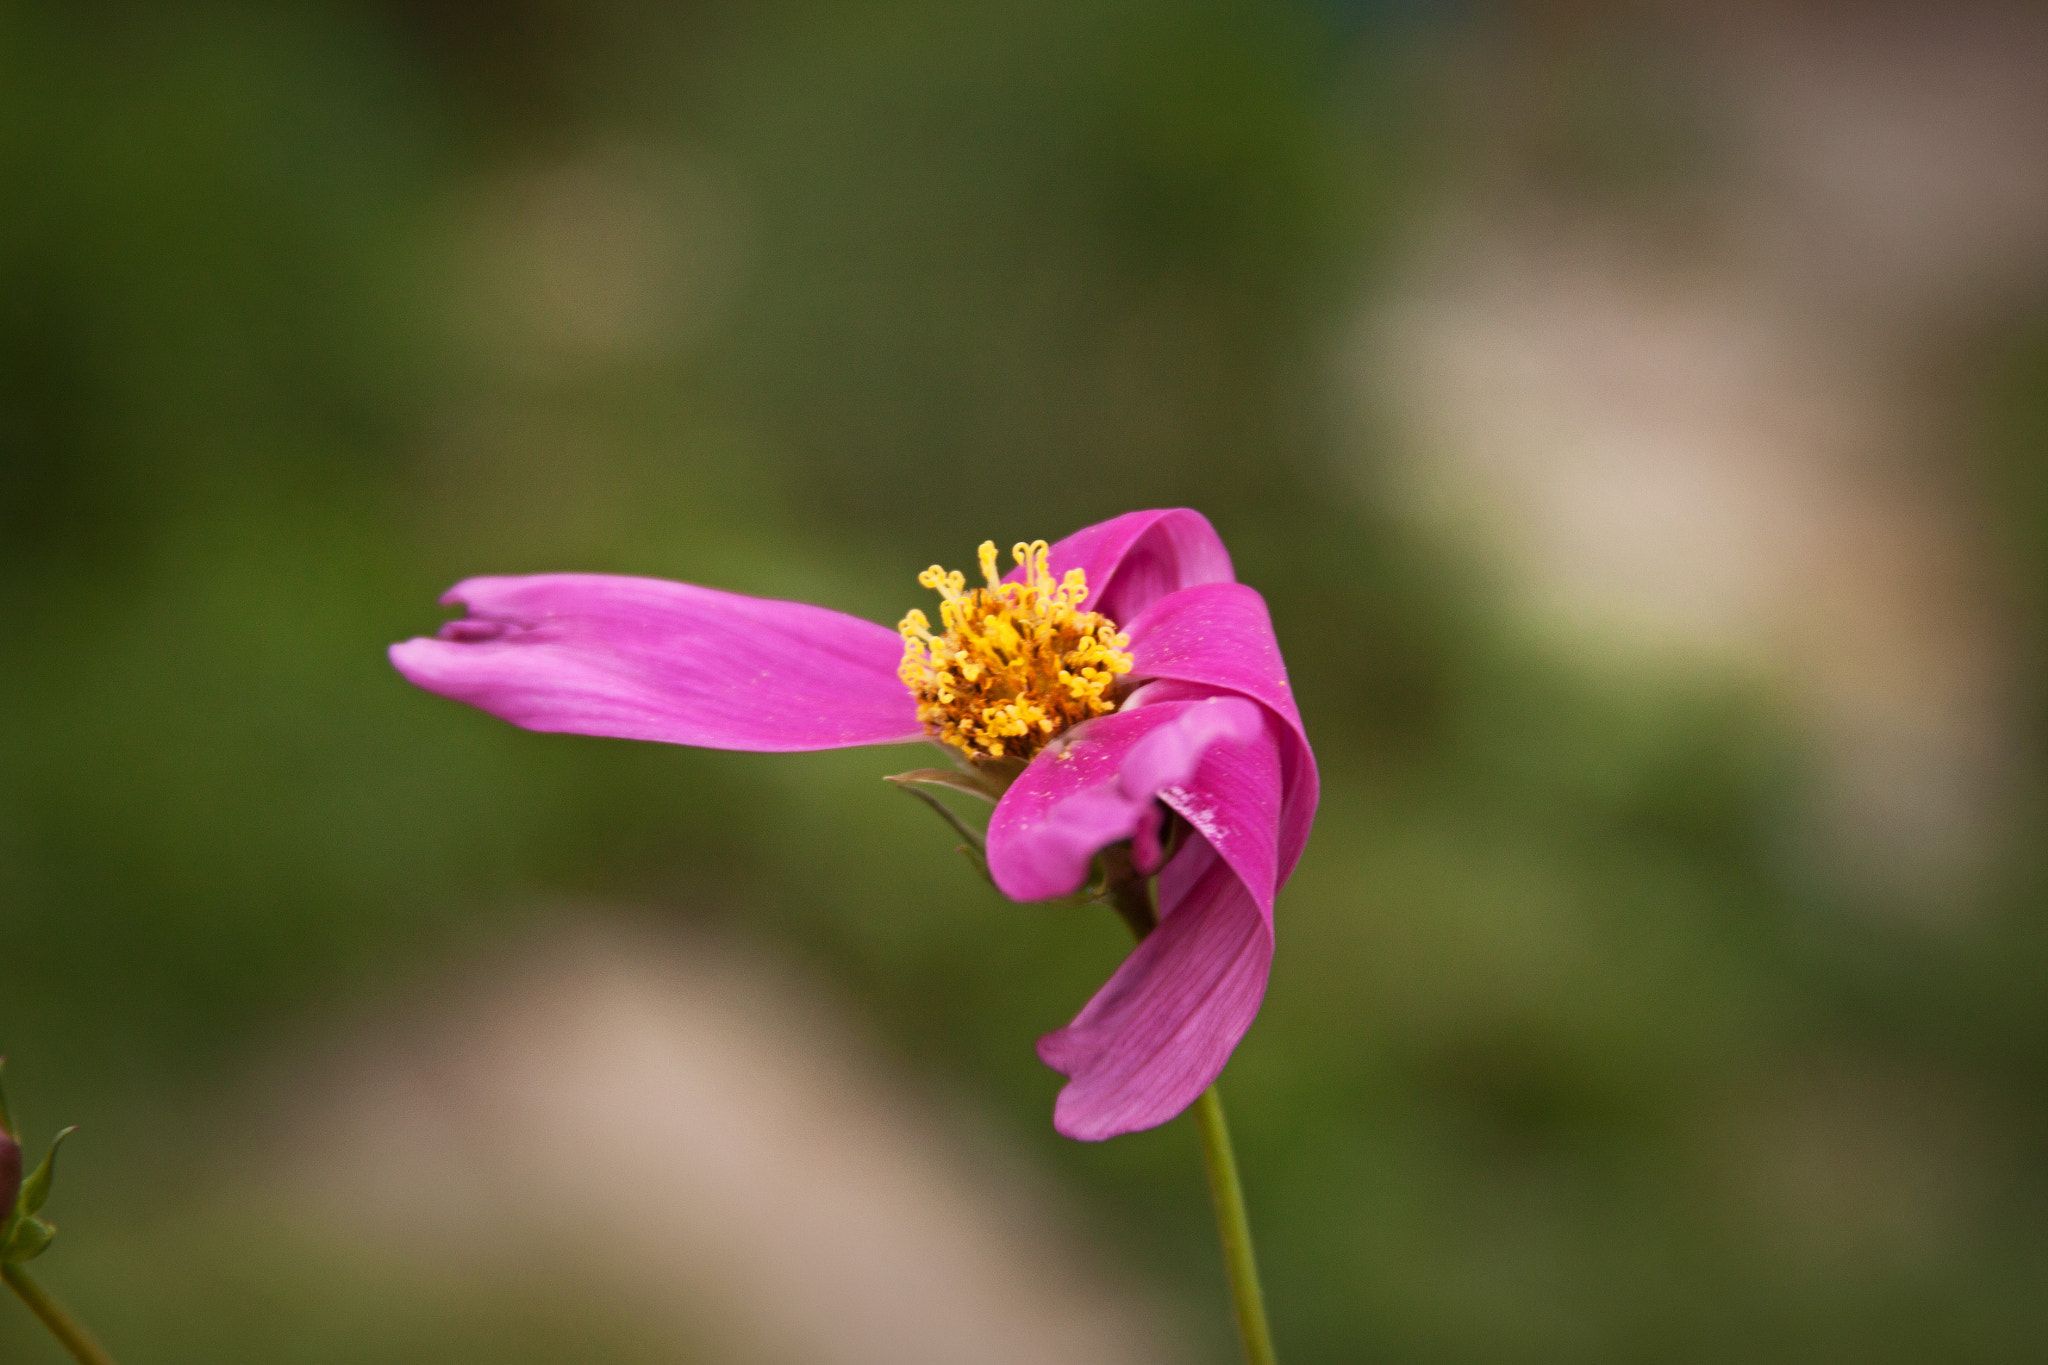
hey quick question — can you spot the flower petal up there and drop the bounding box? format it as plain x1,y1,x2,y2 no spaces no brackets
995,686,1286,1141
1150,701,1285,913
389,574,925,751
1038,836,1272,1140
1017,509,1237,625
985,694,1268,903
1126,582,1319,877
1125,580,1300,733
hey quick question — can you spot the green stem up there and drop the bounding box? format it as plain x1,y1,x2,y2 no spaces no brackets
1192,1086,1277,1365
1101,844,1158,940
3,1263,118,1365
1100,850,1277,1364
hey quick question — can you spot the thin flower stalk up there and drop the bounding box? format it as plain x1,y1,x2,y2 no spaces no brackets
3,1265,117,1365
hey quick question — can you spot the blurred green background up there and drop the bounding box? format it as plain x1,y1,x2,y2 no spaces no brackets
7,2,2048,1361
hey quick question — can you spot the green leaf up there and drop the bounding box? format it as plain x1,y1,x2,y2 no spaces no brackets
2,1214,54,1265
18,1128,75,1219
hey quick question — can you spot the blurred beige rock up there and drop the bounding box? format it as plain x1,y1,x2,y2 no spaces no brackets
277,919,1177,1365
1352,3,2048,901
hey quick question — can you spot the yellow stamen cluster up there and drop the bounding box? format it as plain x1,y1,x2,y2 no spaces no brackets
899,540,1134,761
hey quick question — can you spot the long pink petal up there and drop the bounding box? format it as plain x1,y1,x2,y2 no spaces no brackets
1014,509,1237,625
1126,583,1320,878
389,574,924,751
1038,837,1272,1140
984,694,1271,903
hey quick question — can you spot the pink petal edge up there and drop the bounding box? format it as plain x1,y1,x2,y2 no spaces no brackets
390,573,925,751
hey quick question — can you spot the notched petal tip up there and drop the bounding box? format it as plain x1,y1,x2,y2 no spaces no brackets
390,572,924,752
436,617,516,643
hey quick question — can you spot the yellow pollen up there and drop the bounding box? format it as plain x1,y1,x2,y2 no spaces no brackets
898,539,1134,762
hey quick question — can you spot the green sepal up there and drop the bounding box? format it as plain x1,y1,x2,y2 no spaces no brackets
956,840,993,886
884,767,1001,804
3,1214,55,1264
886,775,989,854
18,1128,75,1219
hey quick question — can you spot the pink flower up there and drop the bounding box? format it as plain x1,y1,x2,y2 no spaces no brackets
0,1122,18,1225
391,509,1316,1140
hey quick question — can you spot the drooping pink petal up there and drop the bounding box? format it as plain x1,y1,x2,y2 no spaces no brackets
1014,509,1237,625
996,686,1288,1139
1038,836,1272,1140
389,574,925,751
984,693,1269,903
1126,583,1320,877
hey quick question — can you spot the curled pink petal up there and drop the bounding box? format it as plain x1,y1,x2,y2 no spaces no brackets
1126,583,1319,877
998,686,1287,1141
1152,705,1284,912
1015,508,1237,625
390,573,924,751
985,694,1266,903
1126,581,1300,734
1038,837,1272,1140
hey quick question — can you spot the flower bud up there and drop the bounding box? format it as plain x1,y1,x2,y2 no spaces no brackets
0,1126,18,1226
1,1126,69,1265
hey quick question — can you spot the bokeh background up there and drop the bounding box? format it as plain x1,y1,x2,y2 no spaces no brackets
7,2,2048,1361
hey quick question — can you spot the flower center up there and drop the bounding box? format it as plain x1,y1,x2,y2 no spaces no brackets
898,540,1134,762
